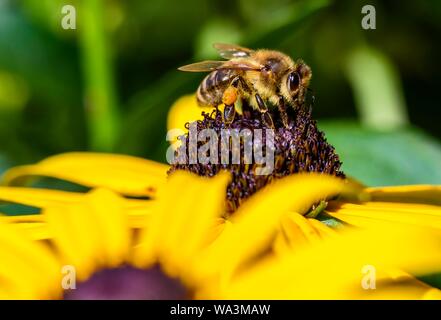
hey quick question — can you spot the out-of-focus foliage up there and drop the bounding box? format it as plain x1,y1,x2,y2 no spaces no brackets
0,0,440,185
320,122,441,186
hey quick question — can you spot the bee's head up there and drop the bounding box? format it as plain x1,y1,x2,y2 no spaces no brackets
281,62,312,102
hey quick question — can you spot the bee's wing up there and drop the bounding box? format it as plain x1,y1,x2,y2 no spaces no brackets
213,43,254,59
221,59,262,71
178,59,262,73
178,60,226,72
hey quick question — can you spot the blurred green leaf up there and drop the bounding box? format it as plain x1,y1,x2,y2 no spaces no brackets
20,0,68,35
0,5,81,107
345,45,409,130
115,0,210,60
0,4,86,162
195,18,243,59
0,203,40,216
0,71,30,111
419,273,441,291
319,121,441,186
242,0,331,47
116,71,200,162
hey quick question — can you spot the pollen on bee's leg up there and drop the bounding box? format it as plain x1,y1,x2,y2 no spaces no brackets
222,86,238,106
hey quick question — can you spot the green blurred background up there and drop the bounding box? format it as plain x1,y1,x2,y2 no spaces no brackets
0,0,440,186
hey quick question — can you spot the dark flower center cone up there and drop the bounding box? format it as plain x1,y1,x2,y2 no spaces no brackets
64,265,187,300
169,102,344,214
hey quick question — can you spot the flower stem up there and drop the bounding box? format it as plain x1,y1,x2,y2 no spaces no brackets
78,0,120,151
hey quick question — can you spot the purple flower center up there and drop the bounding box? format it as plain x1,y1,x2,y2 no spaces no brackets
64,265,188,300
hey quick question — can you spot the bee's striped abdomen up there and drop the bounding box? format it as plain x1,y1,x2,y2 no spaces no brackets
196,69,236,107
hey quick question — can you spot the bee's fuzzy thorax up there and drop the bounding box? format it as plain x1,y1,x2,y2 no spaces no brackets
252,49,295,71
168,102,345,214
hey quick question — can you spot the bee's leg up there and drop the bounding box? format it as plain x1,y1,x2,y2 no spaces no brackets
255,93,275,129
277,96,289,128
223,103,236,125
294,86,305,108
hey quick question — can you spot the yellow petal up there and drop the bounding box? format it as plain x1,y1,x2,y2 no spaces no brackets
0,198,152,240
196,173,346,283
44,205,98,281
167,94,219,134
355,201,441,215
82,188,131,268
347,278,441,300
422,288,441,300
0,214,49,242
9,222,50,240
44,188,130,281
307,218,339,238
163,171,230,280
214,224,441,299
2,152,168,198
327,201,441,230
273,213,308,255
273,212,322,255
0,214,44,223
124,199,155,229
0,186,82,208
0,222,61,299
167,94,222,150
284,212,322,244
366,185,441,206
132,170,230,282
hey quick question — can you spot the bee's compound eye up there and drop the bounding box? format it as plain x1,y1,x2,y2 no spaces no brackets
287,72,300,92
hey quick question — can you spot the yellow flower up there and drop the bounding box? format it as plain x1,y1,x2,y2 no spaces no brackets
1,95,441,300
1,152,441,300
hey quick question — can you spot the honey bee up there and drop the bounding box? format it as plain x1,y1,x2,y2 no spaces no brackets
178,43,312,128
